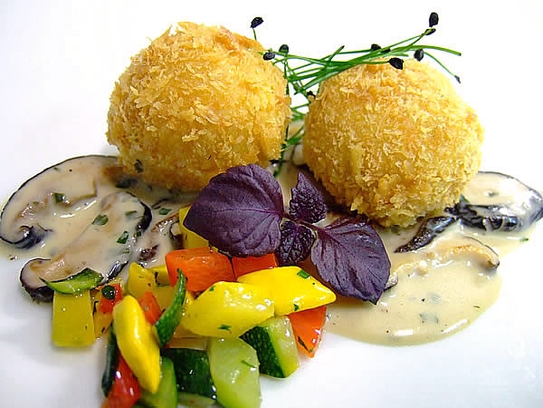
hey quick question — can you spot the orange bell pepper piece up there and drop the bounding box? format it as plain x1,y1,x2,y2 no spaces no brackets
165,247,235,292
288,305,327,358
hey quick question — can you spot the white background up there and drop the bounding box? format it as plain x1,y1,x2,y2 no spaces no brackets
0,1,542,407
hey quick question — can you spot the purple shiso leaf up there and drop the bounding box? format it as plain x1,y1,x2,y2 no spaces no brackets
183,164,284,257
275,220,316,266
289,172,327,223
311,216,391,304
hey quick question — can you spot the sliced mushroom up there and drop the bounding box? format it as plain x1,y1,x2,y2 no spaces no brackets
0,155,196,253
450,171,543,232
395,215,457,253
393,234,499,278
20,192,151,301
0,155,120,249
137,210,182,266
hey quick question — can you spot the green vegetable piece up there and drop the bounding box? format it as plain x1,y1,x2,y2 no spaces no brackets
53,192,66,204
240,316,299,378
154,271,186,347
101,285,116,301
92,214,109,225
41,268,103,294
162,348,217,400
116,230,129,244
178,393,222,407
138,356,178,408
208,337,261,408
101,327,119,397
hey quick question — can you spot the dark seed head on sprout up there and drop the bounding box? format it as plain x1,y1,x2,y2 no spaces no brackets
252,12,462,173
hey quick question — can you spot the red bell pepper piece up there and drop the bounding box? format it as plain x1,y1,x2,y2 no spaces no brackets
288,305,327,358
165,247,235,291
137,291,162,325
231,253,278,278
102,355,141,408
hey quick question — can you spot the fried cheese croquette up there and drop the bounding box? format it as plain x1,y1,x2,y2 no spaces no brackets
107,22,290,191
303,60,484,227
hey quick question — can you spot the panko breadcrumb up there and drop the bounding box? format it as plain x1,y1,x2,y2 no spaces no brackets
303,60,484,227
107,22,290,191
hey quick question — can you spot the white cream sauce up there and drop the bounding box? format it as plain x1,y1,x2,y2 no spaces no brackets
0,156,538,347
326,224,528,345
274,162,535,346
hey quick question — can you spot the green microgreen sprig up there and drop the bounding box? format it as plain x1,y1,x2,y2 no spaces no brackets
250,12,461,173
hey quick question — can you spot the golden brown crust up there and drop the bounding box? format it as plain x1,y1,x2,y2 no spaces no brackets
107,22,290,191
303,60,484,227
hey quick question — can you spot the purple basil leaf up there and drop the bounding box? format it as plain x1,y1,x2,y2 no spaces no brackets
275,220,316,266
184,164,284,257
289,172,327,223
311,216,391,304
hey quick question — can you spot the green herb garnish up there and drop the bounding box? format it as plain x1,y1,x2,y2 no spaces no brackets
116,230,130,244
92,214,109,226
53,192,66,204
101,285,116,301
252,12,461,172
159,207,172,215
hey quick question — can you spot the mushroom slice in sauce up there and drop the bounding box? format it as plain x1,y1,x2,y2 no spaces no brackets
20,192,151,302
0,155,120,249
395,215,457,253
137,211,182,266
450,171,543,232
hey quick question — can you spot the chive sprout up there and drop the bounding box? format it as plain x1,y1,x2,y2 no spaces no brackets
252,12,462,173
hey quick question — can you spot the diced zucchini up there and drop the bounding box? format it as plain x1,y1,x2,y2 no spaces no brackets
154,271,186,347
101,327,119,396
178,393,222,407
139,356,178,408
43,268,103,294
52,290,95,347
208,337,261,408
162,348,217,400
241,316,300,378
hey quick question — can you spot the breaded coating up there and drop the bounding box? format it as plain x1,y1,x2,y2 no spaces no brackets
303,60,484,227
107,22,290,191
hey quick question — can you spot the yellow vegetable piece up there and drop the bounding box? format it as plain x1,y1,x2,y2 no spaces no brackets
91,290,112,339
172,290,196,339
127,262,155,298
182,281,274,338
238,266,336,315
52,291,95,347
150,264,171,286
178,206,208,249
113,295,161,393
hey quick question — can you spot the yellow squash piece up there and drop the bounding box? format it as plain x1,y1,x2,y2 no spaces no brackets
92,289,113,338
52,290,95,347
182,281,274,338
113,295,161,393
151,264,171,286
238,266,336,315
127,262,155,298
179,206,209,249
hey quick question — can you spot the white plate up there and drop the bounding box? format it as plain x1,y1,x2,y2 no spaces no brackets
1,1,542,407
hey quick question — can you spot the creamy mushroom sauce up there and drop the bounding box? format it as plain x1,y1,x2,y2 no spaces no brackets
0,157,538,347
275,162,535,346
325,224,527,346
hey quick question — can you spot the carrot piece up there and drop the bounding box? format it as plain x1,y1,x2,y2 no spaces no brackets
98,283,123,314
231,253,278,278
287,305,327,358
102,355,141,408
165,247,235,292
137,291,162,325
